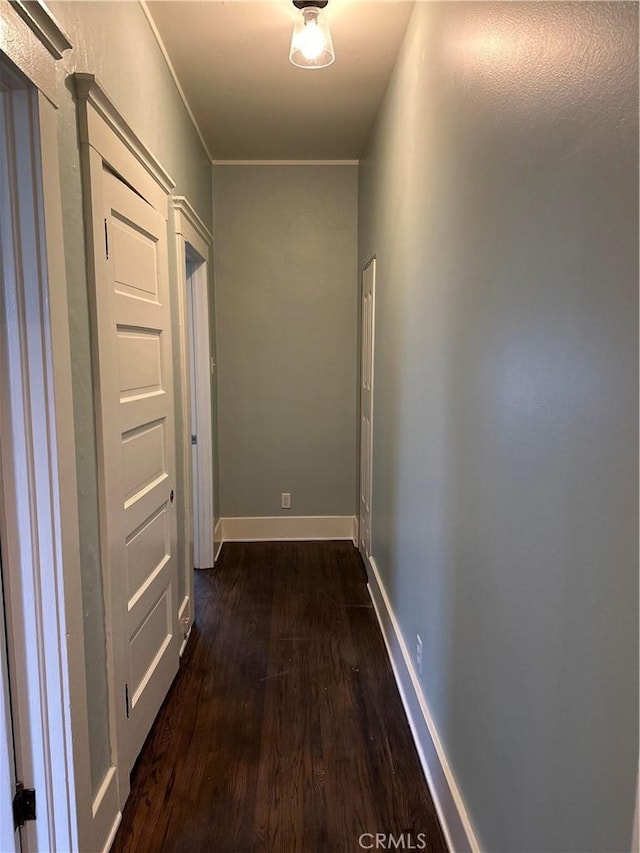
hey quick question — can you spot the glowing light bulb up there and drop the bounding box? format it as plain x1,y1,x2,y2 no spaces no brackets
289,3,335,69
300,20,324,60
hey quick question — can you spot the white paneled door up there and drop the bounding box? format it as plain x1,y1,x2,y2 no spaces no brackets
359,258,376,560
103,170,180,770
186,253,215,570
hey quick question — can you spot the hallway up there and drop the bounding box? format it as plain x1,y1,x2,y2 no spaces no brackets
111,541,447,852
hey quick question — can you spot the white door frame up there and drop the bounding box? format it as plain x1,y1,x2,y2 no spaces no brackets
0,541,18,853
73,73,176,848
0,68,92,853
359,256,376,562
174,197,215,597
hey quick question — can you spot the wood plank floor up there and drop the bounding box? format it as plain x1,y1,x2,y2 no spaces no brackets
111,541,447,853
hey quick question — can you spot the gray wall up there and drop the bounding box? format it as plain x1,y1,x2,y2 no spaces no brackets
45,0,212,796
358,3,638,851
213,165,358,518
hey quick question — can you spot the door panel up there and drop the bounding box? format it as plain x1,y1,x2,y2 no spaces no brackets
122,421,167,502
117,330,162,396
103,170,179,772
126,509,170,602
359,259,376,560
111,219,159,300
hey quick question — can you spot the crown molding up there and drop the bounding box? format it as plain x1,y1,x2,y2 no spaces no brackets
9,0,72,59
213,160,359,166
138,0,214,165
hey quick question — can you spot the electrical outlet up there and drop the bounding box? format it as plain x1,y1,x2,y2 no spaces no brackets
416,635,422,675
281,492,291,509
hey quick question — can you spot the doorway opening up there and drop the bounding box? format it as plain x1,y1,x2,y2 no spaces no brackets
185,246,215,571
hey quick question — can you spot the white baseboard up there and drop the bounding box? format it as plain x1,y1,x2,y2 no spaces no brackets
179,625,192,657
352,516,359,546
178,595,191,656
100,811,121,853
178,594,190,623
632,768,639,853
366,554,480,853
214,518,223,561
91,764,120,853
220,515,357,543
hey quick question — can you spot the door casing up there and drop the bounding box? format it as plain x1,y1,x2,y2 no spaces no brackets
0,69,91,853
359,257,376,563
174,197,216,611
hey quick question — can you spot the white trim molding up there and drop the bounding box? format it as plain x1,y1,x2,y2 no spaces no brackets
174,195,213,247
0,3,62,104
213,160,359,166
74,73,175,213
99,810,121,853
221,516,356,543
214,518,223,561
173,192,215,597
90,765,119,853
0,85,92,851
138,0,213,164
365,554,481,853
178,596,192,657
8,0,72,58
632,768,639,853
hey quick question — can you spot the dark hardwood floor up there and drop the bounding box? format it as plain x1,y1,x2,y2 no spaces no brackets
111,541,447,853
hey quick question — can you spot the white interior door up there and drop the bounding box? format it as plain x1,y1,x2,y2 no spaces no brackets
186,252,214,569
186,261,200,565
359,258,376,560
102,169,180,769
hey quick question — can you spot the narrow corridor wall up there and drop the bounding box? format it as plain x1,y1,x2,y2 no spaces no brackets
358,3,639,850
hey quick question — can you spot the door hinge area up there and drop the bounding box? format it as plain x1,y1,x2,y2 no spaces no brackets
191,434,197,445
104,218,109,259
13,783,36,830
125,683,130,718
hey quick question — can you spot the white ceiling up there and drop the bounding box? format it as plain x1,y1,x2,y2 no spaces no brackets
146,1,413,160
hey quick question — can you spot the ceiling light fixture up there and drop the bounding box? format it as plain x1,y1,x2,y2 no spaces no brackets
289,0,335,70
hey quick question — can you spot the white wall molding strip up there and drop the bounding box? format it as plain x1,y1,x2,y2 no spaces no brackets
213,160,359,166
74,73,176,200
366,554,481,853
214,518,223,561
90,765,120,853
173,195,213,245
220,516,356,543
179,626,192,659
99,811,122,853
178,596,191,657
9,0,72,59
632,770,639,853
138,0,214,164
351,516,359,546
